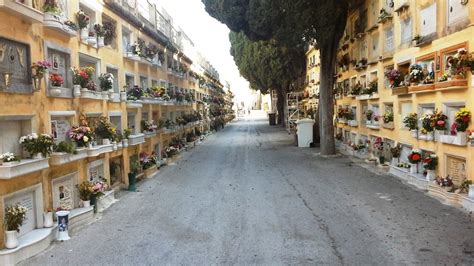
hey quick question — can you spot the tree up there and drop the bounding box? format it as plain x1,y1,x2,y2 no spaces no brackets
203,0,353,155
229,32,305,126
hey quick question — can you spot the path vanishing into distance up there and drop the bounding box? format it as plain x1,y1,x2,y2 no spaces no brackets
23,113,474,265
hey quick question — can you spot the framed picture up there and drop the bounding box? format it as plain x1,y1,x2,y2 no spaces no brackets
52,54,59,70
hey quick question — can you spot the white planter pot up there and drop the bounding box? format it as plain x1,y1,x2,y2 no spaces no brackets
426,169,436,181
50,87,62,97
5,230,18,249
391,157,399,166
410,163,418,174
88,37,97,46
73,85,81,97
80,29,88,42
120,92,127,101
33,153,44,159
122,139,129,147
102,138,111,145
112,142,118,151
98,36,105,47
44,212,54,228
469,185,474,198
411,130,418,138
109,90,115,99
82,200,91,207
426,132,434,141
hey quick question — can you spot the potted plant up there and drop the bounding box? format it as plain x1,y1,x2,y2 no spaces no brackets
4,204,28,249
87,31,96,46
31,60,51,91
19,133,54,159
98,72,114,99
403,113,418,138
94,116,116,145
365,110,374,125
127,85,144,101
373,137,385,164
459,180,474,198
407,149,422,174
90,180,107,212
140,151,158,178
422,154,438,181
49,73,63,96
93,24,105,47
431,109,448,140
419,113,434,140
76,10,90,42
42,0,61,27
412,35,423,46
448,48,471,79
122,128,131,147
384,69,402,88
409,64,424,85
390,144,401,165
382,112,394,128
63,20,78,34
68,124,94,148
0,152,20,166
103,21,116,46
71,66,95,91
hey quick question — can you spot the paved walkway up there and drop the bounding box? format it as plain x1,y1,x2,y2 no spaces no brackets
22,115,474,265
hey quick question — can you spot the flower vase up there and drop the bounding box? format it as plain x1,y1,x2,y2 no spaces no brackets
426,170,436,181
73,85,81,97
426,132,434,141
434,130,445,142
109,90,115,100
98,36,105,47
82,200,91,208
33,77,41,91
391,157,399,166
80,29,88,42
411,130,418,138
410,163,418,174
112,141,118,151
5,230,18,249
44,212,54,228
50,86,62,97
88,142,93,149
33,153,44,159
469,185,474,198
120,91,127,101
122,139,129,147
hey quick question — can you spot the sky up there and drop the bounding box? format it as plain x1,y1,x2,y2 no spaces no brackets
157,0,253,106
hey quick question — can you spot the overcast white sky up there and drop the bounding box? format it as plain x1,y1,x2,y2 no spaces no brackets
158,0,252,105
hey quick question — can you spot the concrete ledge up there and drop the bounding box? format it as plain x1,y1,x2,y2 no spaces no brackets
97,190,117,213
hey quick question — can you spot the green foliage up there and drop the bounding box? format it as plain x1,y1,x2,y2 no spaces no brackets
54,141,77,154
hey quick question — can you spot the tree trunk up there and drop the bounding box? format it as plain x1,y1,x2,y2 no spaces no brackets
318,41,339,155
276,88,286,127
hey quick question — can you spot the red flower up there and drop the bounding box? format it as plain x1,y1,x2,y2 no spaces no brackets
411,154,421,161
462,117,470,123
437,120,445,126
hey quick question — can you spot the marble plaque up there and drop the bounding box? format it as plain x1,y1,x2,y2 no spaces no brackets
446,156,467,187
52,175,74,210
0,37,32,93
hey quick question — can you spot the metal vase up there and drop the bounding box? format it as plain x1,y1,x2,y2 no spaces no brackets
3,72,12,88
33,77,41,91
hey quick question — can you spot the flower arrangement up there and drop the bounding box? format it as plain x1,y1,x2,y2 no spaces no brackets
127,85,144,101
93,24,105,37
4,205,28,232
365,110,374,121
423,154,438,170
94,116,117,140
123,128,132,139
53,141,77,154
397,162,410,169
382,112,393,123
0,152,19,163
384,69,402,88
377,8,391,22
438,73,450,82
76,181,94,201
434,176,453,187
49,73,64,87
459,180,472,194
145,44,159,60
102,21,116,46
141,120,157,133
130,40,146,57
71,66,95,87
76,10,90,30
31,60,51,79
68,125,94,147
390,144,401,158
98,73,114,91
42,0,60,14
409,64,424,83
92,180,107,197
448,48,472,78
349,82,362,95
145,86,161,98
403,113,418,130
64,20,78,31
19,133,54,157
165,119,175,129
165,146,178,158
407,149,422,164
420,113,434,133
431,109,448,130
454,108,471,132
139,151,157,170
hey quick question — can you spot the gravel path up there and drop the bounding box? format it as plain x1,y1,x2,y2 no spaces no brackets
22,115,474,265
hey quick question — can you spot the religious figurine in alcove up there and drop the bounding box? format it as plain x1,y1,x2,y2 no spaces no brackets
422,63,435,84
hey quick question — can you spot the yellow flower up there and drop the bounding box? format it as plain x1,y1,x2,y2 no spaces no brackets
83,136,89,142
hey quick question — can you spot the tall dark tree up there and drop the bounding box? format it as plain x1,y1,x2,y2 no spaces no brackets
229,32,305,126
203,0,353,155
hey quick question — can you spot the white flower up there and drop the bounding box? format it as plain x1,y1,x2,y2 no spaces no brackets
83,136,89,142
31,133,38,139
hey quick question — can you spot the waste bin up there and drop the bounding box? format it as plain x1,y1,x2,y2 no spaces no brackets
296,119,315,147
268,112,276,126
